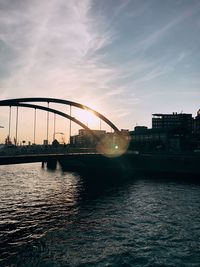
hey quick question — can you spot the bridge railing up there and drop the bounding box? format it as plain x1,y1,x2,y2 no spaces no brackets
0,145,97,157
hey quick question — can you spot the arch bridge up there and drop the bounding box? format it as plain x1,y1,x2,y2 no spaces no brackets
0,97,120,144
0,98,130,168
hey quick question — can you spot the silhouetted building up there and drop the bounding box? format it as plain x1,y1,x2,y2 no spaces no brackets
70,129,106,147
193,109,200,136
129,112,195,152
130,127,168,152
152,112,192,133
70,129,130,150
134,126,148,133
52,139,60,147
130,126,192,152
191,109,200,150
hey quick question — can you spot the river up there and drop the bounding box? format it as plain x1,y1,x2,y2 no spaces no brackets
0,163,200,267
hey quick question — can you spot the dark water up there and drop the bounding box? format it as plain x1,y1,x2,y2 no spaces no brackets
0,163,200,267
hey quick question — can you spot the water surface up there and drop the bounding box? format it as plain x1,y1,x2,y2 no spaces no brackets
0,163,200,266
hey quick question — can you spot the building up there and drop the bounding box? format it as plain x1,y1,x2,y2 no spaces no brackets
70,128,130,152
129,112,195,152
152,112,193,133
130,126,193,152
193,109,200,136
70,129,106,147
191,109,200,150
129,127,169,152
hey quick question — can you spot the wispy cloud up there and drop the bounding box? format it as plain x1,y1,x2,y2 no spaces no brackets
105,88,125,96
0,0,117,105
0,0,200,134
131,2,200,55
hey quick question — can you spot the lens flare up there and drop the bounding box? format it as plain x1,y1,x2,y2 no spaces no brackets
96,133,130,158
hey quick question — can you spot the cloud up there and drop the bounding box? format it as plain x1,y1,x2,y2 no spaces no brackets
0,0,117,104
112,0,131,17
1,0,197,102
130,1,200,55
0,0,200,136
105,87,125,96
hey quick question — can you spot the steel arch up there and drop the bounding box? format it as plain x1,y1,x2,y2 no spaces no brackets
0,102,100,140
0,97,120,133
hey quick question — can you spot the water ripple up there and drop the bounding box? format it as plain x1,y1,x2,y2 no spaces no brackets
0,163,200,266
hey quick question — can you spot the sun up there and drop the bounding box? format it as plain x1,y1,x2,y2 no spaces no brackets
73,109,99,129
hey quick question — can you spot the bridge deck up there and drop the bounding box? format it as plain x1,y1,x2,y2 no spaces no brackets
0,151,200,178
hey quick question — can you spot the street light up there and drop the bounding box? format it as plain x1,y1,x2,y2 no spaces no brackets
53,132,64,138
54,132,65,143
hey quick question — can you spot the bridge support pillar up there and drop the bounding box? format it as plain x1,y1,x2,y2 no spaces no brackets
46,159,57,170
41,161,46,168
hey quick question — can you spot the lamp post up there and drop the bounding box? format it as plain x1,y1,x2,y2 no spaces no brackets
54,132,65,144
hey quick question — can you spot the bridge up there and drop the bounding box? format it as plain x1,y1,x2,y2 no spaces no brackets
0,97,121,142
0,97,130,170
1,98,200,177
0,144,133,175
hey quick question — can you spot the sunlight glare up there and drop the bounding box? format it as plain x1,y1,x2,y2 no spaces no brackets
74,109,99,129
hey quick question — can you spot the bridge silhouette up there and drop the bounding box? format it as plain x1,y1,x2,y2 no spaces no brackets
0,98,129,170
1,98,199,177
0,97,120,141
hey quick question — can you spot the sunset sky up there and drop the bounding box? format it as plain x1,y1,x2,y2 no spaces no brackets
0,0,200,144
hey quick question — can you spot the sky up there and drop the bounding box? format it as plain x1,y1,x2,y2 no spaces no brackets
0,0,200,144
